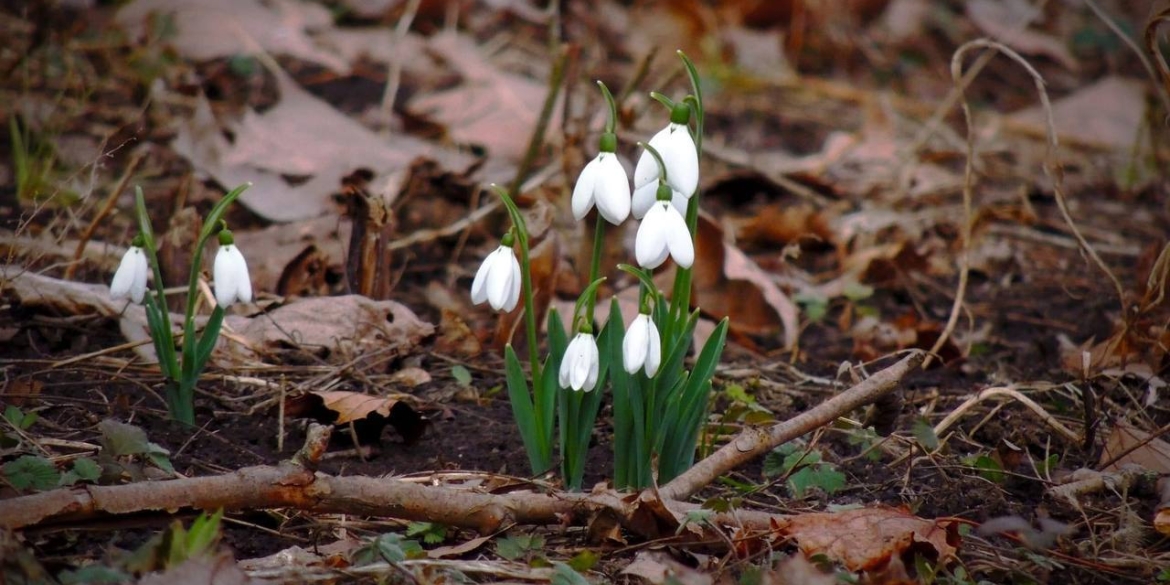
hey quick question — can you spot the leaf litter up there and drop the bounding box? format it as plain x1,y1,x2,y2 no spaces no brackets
2,1,1169,583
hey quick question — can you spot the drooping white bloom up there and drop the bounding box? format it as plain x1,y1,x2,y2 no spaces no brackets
471,245,522,312
559,332,600,392
632,114,698,217
623,313,661,377
213,237,253,307
572,152,631,224
110,246,149,304
635,200,694,270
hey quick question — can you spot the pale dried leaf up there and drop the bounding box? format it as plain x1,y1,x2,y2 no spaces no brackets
1009,76,1147,151
620,551,712,585
236,295,433,359
117,0,348,73
1100,424,1170,473
774,506,959,573
311,390,400,424
407,32,558,160
722,244,799,349
169,71,470,222
966,0,1079,71
231,216,348,293
316,28,429,68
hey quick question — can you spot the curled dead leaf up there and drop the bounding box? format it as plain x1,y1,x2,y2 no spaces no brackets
284,390,428,445
771,506,960,573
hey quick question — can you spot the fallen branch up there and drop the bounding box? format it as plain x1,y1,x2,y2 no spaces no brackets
0,353,923,533
660,351,924,500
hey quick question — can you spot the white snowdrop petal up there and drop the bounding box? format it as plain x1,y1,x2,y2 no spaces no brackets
485,249,514,311
111,247,148,303
623,315,648,374
213,248,235,306
504,251,522,312
234,253,253,303
662,206,694,268
633,126,671,188
558,350,573,388
663,125,700,196
631,182,658,220
571,158,599,220
594,155,631,224
470,255,492,305
635,204,671,269
645,318,662,377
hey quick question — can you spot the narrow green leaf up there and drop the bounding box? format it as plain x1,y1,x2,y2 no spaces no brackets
192,306,225,380
184,509,223,558
505,345,545,475
143,297,178,380
607,301,633,488
659,318,727,482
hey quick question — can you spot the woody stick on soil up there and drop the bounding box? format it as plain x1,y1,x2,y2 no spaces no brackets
0,353,921,533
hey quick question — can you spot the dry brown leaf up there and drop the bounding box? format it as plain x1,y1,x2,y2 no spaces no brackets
759,554,840,585
620,550,712,585
316,28,428,69
1156,477,1170,536
435,309,483,358
406,32,559,160
231,216,347,295
235,295,433,361
117,0,348,73
1009,76,1147,151
1100,424,1170,473
427,534,493,559
284,390,428,444
692,214,799,348
773,506,959,573
966,0,1079,71
169,69,470,222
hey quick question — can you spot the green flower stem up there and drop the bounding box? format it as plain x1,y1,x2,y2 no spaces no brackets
493,187,541,383
585,216,605,326
669,51,705,329
637,142,669,188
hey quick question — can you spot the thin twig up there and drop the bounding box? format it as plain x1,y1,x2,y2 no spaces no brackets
379,0,423,114
932,386,1081,445
659,351,924,501
63,150,144,281
927,38,1127,369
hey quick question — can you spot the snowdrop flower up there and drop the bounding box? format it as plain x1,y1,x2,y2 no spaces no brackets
632,103,698,219
559,332,600,392
110,239,149,304
213,228,253,307
572,132,631,224
471,238,522,312
623,312,661,377
635,187,694,270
